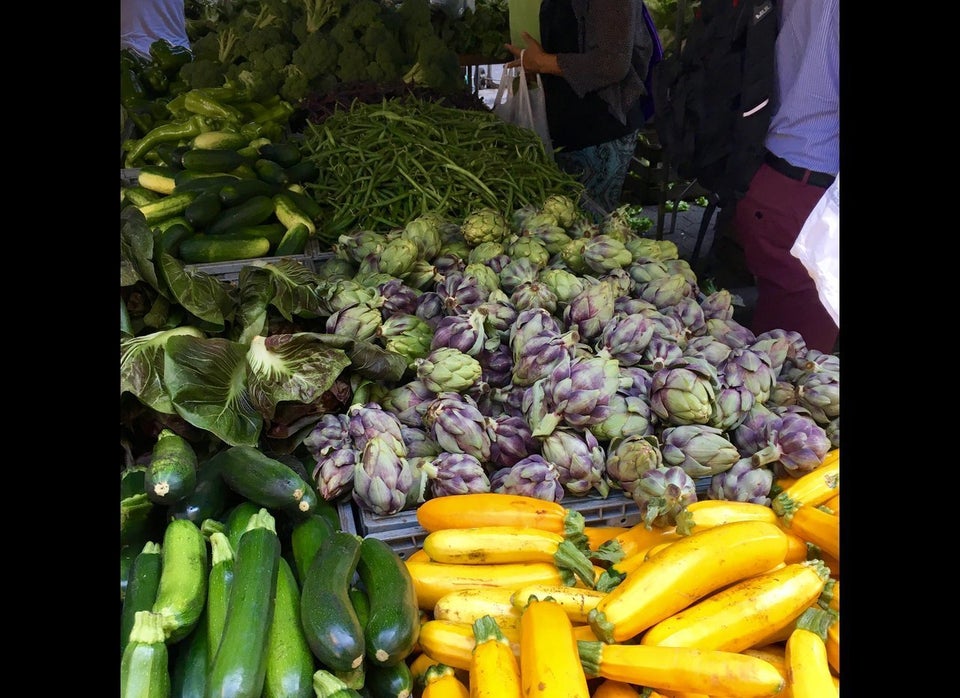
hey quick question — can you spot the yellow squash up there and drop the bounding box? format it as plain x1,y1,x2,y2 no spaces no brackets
640,560,831,653
418,619,519,672
674,499,778,536
519,597,591,698
416,493,567,534
825,618,839,674
607,523,680,559
405,558,564,611
422,526,570,565
408,650,443,687
780,505,839,560
590,520,789,643
422,663,470,698
510,584,606,625
469,615,522,698
434,587,522,631
584,525,630,551
772,449,839,521
785,628,837,698
591,679,640,698
577,641,785,698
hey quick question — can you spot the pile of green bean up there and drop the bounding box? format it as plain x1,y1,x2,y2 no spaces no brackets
300,97,583,236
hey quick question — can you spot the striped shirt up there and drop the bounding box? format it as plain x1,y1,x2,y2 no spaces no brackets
764,0,840,174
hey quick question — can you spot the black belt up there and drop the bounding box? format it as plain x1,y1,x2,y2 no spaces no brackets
764,151,836,188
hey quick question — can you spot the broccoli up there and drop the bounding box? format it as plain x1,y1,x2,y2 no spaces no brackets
280,65,312,104
225,43,292,102
403,33,465,94
291,30,340,81
189,31,223,62
363,22,408,83
291,0,347,35
179,58,228,89
336,43,371,85
237,25,289,60
329,0,383,49
397,0,437,56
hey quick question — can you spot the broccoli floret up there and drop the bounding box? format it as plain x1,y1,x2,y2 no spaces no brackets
189,31,222,62
280,65,312,104
363,22,408,83
179,58,228,89
291,30,340,81
336,43,371,85
237,25,289,59
403,34,464,94
397,0,436,55
329,0,383,48
225,43,291,102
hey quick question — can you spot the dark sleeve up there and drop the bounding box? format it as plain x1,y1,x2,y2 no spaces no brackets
556,0,637,98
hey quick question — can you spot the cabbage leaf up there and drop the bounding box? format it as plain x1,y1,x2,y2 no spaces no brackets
120,326,206,414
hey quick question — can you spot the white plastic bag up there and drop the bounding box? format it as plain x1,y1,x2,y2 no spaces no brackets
493,64,553,158
791,173,840,327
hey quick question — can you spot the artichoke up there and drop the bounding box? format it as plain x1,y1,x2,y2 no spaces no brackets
596,313,656,366
312,447,358,501
424,452,491,497
511,329,578,387
477,344,514,389
539,268,587,305
540,194,580,228
347,402,406,455
500,454,565,503
461,207,510,247
659,424,741,478
699,288,736,321
631,466,698,529
640,335,684,373
422,392,492,463
415,347,483,393
377,278,422,319
510,281,559,314
352,434,421,516
378,237,420,278
649,357,720,426
325,302,382,342
303,413,352,460
415,292,446,329
380,379,435,428
528,353,622,437
400,425,442,459
749,410,832,477
604,433,663,496
379,313,434,368
401,214,444,260
467,241,506,265
705,457,774,507
435,270,487,315
487,414,540,469
540,428,610,497
636,273,693,309
795,368,840,426
430,309,488,357
507,236,551,268
587,392,654,442
563,279,617,341
683,336,733,368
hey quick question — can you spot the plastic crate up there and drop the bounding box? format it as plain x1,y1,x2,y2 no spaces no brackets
186,254,318,283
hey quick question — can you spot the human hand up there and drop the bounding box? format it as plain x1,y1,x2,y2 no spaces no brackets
504,32,545,71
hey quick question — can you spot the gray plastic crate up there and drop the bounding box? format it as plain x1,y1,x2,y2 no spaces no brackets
187,254,317,283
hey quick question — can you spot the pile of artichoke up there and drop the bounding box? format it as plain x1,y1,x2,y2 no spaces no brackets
302,195,840,528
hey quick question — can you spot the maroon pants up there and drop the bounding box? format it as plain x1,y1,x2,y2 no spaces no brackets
732,163,839,353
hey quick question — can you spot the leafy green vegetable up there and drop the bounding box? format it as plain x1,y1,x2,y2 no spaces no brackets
158,252,236,334
120,326,207,414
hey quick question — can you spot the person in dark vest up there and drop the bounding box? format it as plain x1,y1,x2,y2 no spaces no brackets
730,0,839,352
504,1,657,219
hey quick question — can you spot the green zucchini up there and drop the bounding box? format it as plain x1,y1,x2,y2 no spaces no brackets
170,612,209,698
205,531,235,663
184,189,223,228
357,536,420,667
364,660,414,698
121,544,137,603
138,192,197,226
180,148,247,173
284,160,320,185
348,586,370,628
275,222,310,256
258,142,302,168
192,130,249,151
213,446,321,520
218,178,283,207
207,508,281,698
262,558,315,698
168,456,232,526
290,514,336,586
121,541,163,659
224,500,262,552
178,234,272,264
254,158,289,185
174,174,241,195
145,429,198,505
273,193,316,235
139,166,178,195
300,531,366,672
312,670,364,698
152,519,208,643
121,611,171,698
207,194,276,236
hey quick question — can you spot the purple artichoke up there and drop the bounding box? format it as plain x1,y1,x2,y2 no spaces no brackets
604,434,663,496
563,280,617,341
749,410,832,477
435,270,486,315
347,402,406,455
425,452,491,497
312,447,358,501
422,392,492,463
706,457,774,507
430,309,488,357
631,466,698,529
303,413,352,460
699,288,736,321
377,278,422,318
718,347,776,406
540,428,610,497
649,357,720,426
352,434,420,516
487,414,540,469
500,454,565,503
527,353,622,437
587,393,654,442
659,424,741,478
380,380,435,428
596,313,656,366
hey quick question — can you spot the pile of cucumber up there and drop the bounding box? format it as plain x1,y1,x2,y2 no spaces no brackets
120,132,326,265
120,433,420,698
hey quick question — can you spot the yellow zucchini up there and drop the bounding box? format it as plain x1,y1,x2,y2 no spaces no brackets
783,531,809,564
519,597,591,698
590,521,789,643
780,505,839,560
407,548,430,563
606,523,679,560
434,587,521,630
591,679,641,697
823,492,840,514
825,618,839,674
422,526,569,565
422,663,470,698
408,650,442,687
416,493,568,534
640,560,831,653
405,558,565,611
583,526,630,551
675,499,778,536
771,450,839,521
577,641,786,698
469,615,522,698
417,619,519,672
784,628,837,698
510,584,606,625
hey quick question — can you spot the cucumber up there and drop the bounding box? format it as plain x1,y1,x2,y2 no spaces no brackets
139,166,178,195
157,222,193,256
224,223,286,247
121,541,163,659
145,429,198,505
156,143,190,169
254,158,289,185
178,234,271,264
184,189,223,228
356,536,420,667
170,613,209,698
174,169,241,189
180,148,247,173
262,558,315,698
174,174,241,195
258,142,302,168
364,660,414,698
137,192,197,226
121,611,171,698
283,187,323,219
213,446,321,520
205,532,235,663
274,193,316,235
300,531,366,672
152,519,208,643
289,514,336,586
207,194,276,236
224,500,263,552
152,215,194,236
218,179,283,207
168,456,232,526
284,160,320,185
275,222,310,256
207,508,281,698
192,130,249,151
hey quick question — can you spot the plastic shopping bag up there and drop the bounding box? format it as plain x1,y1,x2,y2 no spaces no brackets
493,66,553,158
791,173,840,327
